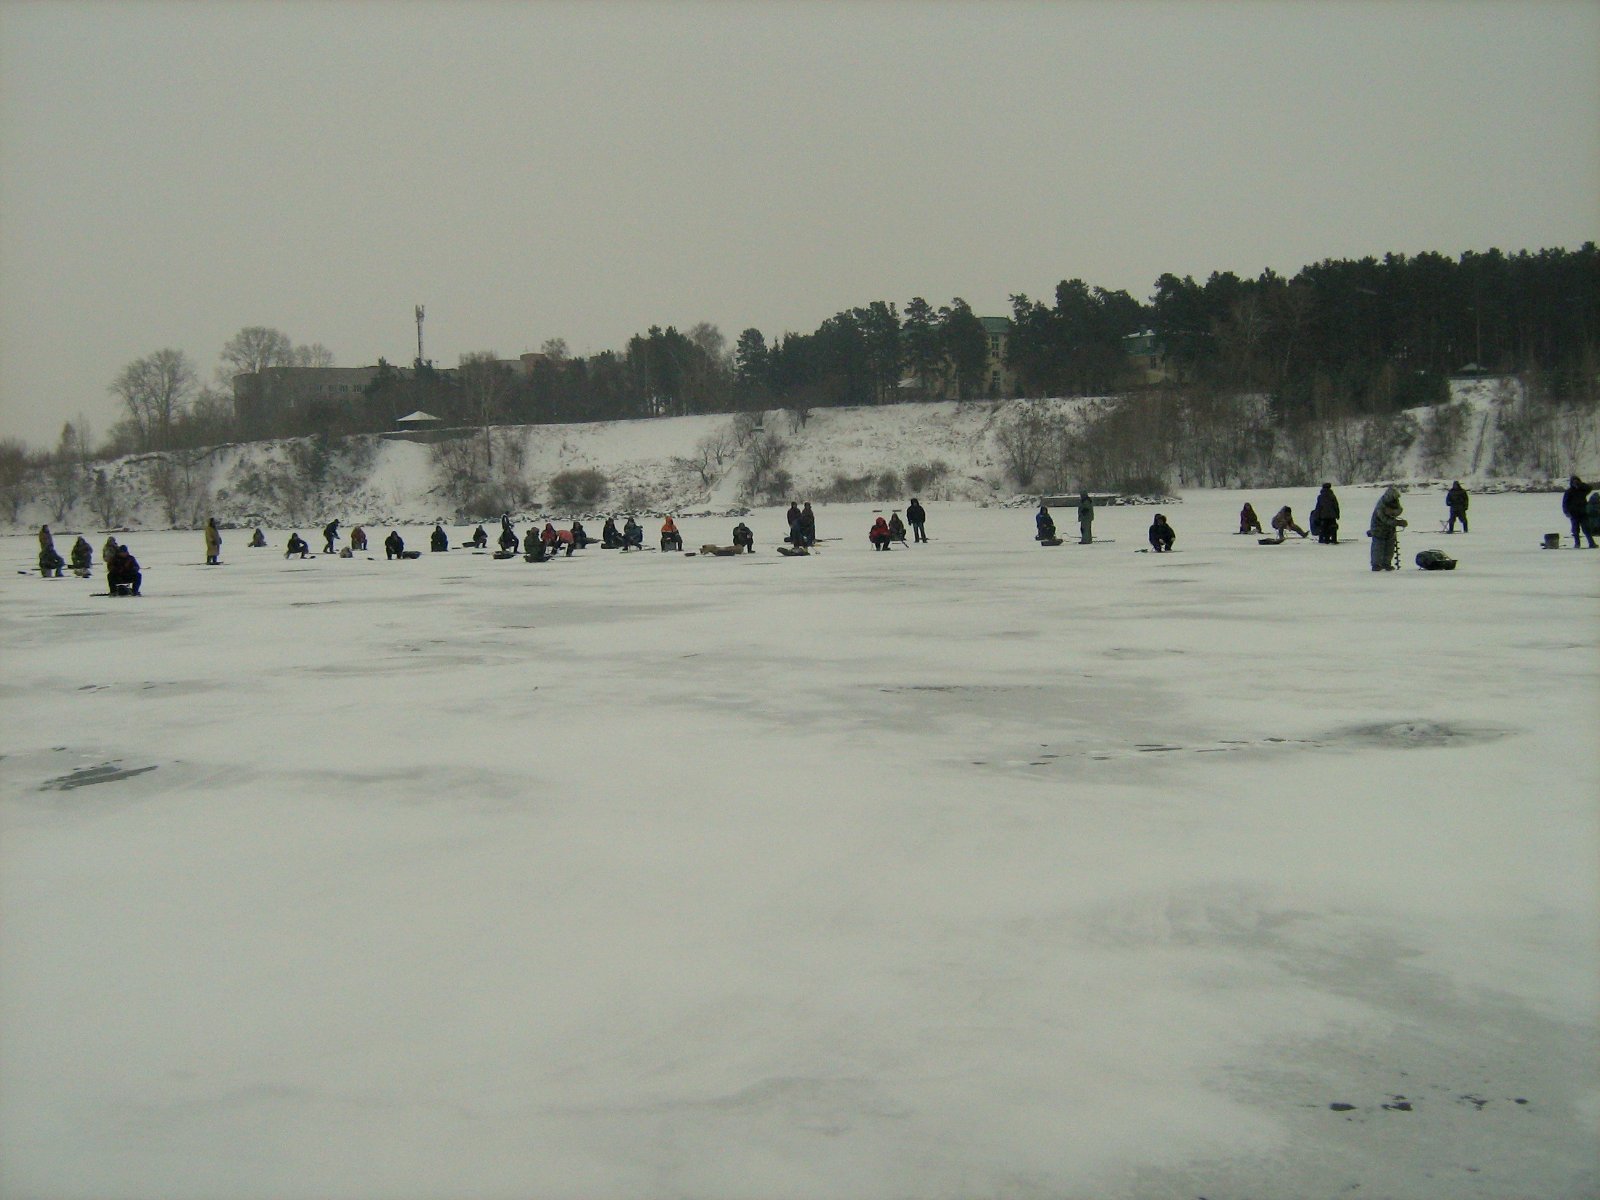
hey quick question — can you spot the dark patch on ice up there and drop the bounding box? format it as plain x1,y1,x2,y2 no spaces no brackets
1329,1102,1356,1111
53,611,107,619
1382,1096,1414,1112
1327,719,1514,749
40,761,158,790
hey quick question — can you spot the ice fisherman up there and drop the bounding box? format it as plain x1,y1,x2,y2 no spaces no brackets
322,519,339,555
1561,476,1594,548
351,526,368,551
249,527,267,548
1310,485,1340,544
107,543,141,595
285,533,311,558
1036,503,1057,542
732,521,754,552
1445,481,1469,533
36,525,64,577
430,525,449,552
1367,487,1407,571
1239,503,1264,535
906,497,928,542
204,517,222,564
384,530,405,559
1077,492,1095,544
622,517,644,549
70,536,93,576
1147,513,1176,552
1271,506,1308,542
869,515,893,550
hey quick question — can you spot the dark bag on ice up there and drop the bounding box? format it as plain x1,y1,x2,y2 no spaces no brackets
1415,549,1457,571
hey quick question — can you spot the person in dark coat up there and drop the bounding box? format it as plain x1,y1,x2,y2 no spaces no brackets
1561,476,1594,548
732,521,754,552
107,544,141,595
430,525,449,552
887,512,907,544
285,533,311,558
103,535,120,564
1445,481,1469,533
601,518,622,548
1310,484,1340,544
249,527,268,548
468,525,488,549
351,526,368,551
1148,513,1176,552
799,503,817,547
1239,503,1264,535
384,530,405,559
1585,492,1600,542
1077,492,1095,544
571,520,595,549
785,502,802,545
622,517,644,549
37,526,64,576
906,497,928,542
70,536,93,576
1036,504,1057,542
322,519,340,555
498,524,520,554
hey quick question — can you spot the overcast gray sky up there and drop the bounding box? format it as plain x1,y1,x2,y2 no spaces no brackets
2,0,1596,449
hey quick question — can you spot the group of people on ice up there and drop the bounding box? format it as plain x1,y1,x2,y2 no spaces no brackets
1034,492,1098,546
35,525,141,593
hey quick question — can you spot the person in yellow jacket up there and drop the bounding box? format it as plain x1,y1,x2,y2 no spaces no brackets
204,517,222,564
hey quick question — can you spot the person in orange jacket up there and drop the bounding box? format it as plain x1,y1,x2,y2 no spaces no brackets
660,516,683,551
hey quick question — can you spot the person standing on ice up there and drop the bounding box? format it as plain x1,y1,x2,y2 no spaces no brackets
799,502,817,547
1310,484,1340,544
322,519,339,555
1445,481,1469,533
204,517,222,564
1239,502,1264,535
785,501,802,542
1367,487,1407,571
1077,492,1095,544
37,526,64,577
906,497,928,542
1561,476,1594,548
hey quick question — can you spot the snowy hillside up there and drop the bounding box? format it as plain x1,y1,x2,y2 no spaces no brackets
10,382,1598,534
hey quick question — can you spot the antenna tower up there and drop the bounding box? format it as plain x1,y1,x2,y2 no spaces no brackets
415,305,426,365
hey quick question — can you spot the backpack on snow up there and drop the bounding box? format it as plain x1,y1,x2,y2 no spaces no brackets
1415,549,1457,571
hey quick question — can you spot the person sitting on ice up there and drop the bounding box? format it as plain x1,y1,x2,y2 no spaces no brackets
107,544,141,595
1148,513,1176,553
70,536,93,576
285,532,311,559
468,525,488,549
1239,502,1264,535
1035,504,1057,542
525,536,548,562
660,516,684,551
1271,506,1308,542
351,526,368,551
570,520,595,549
601,518,623,548
622,517,644,550
498,524,520,554
103,535,120,564
732,521,754,552
384,530,405,560
249,527,268,548
430,524,449,553
887,512,907,545
869,516,893,550
1310,484,1340,544
540,522,560,556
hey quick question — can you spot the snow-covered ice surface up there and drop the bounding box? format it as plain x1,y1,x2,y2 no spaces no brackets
2,488,1597,1200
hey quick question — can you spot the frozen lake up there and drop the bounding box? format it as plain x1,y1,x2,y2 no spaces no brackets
2,487,1597,1199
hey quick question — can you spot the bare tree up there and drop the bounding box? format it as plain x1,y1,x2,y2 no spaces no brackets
458,351,516,469
109,349,196,451
220,327,294,377
0,438,31,521
293,342,336,368
88,469,126,528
